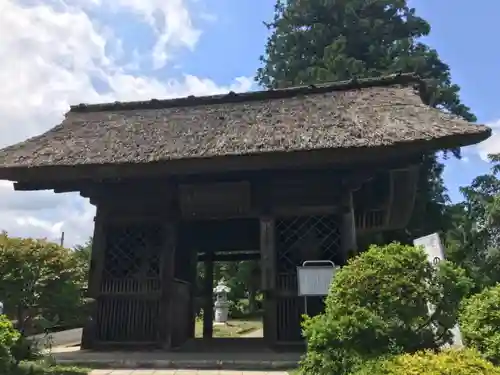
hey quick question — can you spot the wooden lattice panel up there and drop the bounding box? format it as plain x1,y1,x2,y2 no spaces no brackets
101,223,162,294
274,215,341,342
96,297,160,342
96,222,165,344
354,166,419,232
355,209,386,232
275,215,342,272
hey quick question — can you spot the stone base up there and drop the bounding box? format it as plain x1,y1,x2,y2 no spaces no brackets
52,347,300,371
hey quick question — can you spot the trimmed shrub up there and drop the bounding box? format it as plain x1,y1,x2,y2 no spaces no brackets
14,363,90,375
299,243,472,375
352,349,500,375
460,283,500,364
0,314,21,372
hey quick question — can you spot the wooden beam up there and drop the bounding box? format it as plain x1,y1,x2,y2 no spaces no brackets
271,205,339,217
198,252,260,262
14,181,85,192
2,146,427,185
202,251,214,339
9,154,422,193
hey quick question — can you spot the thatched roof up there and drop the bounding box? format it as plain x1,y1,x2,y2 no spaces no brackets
0,74,490,175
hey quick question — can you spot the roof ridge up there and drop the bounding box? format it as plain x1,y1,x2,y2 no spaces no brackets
70,73,423,113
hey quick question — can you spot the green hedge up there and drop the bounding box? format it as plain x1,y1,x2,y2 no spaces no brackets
299,243,472,375
460,283,500,364
0,314,21,372
0,315,89,375
13,363,90,375
352,349,500,375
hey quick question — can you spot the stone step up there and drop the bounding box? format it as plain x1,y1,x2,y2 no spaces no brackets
57,358,298,371
53,348,300,371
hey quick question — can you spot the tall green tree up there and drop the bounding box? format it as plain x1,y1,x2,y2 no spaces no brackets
197,260,261,314
257,0,475,241
444,155,500,292
73,237,92,273
0,233,87,335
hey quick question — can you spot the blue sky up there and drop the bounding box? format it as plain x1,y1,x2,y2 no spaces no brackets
1,0,499,245
54,0,500,201
177,0,500,202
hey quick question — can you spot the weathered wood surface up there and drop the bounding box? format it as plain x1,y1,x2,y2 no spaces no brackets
80,161,420,349
171,279,191,348
260,216,276,345
159,222,177,349
202,251,214,339
10,146,425,188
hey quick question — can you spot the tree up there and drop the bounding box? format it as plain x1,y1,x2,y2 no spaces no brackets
444,155,500,292
73,237,92,266
460,283,500,365
256,0,475,241
300,243,472,375
0,232,87,335
197,260,261,316
214,260,261,314
0,315,20,372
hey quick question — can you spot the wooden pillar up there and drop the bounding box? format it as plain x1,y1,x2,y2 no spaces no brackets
260,216,277,345
159,181,179,350
202,250,214,339
158,222,177,349
81,208,106,349
253,174,277,345
187,245,197,339
340,190,357,263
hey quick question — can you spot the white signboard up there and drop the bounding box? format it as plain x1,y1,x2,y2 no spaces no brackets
414,233,464,348
297,263,339,296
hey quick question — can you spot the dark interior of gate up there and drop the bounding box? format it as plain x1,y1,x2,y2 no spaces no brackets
83,163,421,351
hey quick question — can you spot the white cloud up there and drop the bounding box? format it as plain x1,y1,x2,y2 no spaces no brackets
109,0,202,68
0,0,253,247
476,119,500,161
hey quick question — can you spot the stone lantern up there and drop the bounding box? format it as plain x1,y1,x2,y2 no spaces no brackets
0,301,3,315
213,279,231,323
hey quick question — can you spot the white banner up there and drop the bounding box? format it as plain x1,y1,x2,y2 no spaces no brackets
414,233,464,348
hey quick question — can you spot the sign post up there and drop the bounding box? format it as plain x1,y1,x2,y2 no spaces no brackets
297,260,339,315
413,232,464,348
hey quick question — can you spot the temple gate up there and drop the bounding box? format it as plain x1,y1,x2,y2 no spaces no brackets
0,73,490,351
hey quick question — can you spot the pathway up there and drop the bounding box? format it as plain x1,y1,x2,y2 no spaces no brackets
90,371,289,375
31,327,82,348
241,328,264,338
35,324,262,347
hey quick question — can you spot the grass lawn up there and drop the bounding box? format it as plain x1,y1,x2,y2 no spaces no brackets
194,318,263,338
